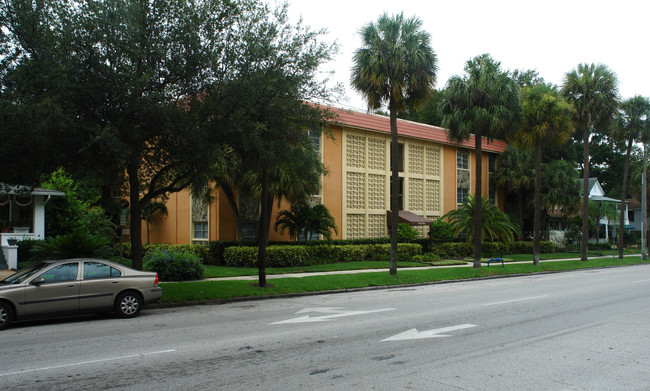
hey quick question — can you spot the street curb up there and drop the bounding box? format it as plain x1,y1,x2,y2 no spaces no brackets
149,262,646,310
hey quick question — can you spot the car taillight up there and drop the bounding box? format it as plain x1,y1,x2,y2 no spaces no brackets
154,273,159,285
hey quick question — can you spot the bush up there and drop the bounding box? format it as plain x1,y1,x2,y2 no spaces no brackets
431,242,472,258
121,242,210,263
32,230,115,260
429,219,454,243
397,223,419,242
481,242,506,258
144,249,205,281
590,242,612,251
17,238,39,263
412,252,441,263
223,245,310,267
508,241,556,254
207,241,241,265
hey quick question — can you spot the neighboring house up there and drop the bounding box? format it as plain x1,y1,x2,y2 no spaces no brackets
546,178,629,246
1,184,65,269
144,106,508,244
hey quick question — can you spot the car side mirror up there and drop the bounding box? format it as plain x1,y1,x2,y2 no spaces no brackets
32,277,45,286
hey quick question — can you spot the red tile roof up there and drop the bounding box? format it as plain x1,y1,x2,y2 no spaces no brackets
326,106,507,153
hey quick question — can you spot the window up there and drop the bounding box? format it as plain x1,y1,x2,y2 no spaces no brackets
628,210,635,222
488,154,497,173
307,128,321,154
457,188,469,204
241,223,257,242
39,263,78,283
193,221,209,240
83,262,121,279
457,149,469,170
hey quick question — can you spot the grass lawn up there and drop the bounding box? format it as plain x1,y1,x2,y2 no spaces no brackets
158,255,650,304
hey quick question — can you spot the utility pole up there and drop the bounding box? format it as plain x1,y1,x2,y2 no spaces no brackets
642,142,647,260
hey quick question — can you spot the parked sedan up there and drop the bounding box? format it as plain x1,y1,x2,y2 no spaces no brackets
0,258,162,330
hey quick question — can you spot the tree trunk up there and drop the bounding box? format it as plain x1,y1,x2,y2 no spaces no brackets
517,191,524,241
533,141,541,266
618,136,633,258
389,98,399,276
581,124,591,262
128,161,144,270
256,172,271,287
473,133,483,269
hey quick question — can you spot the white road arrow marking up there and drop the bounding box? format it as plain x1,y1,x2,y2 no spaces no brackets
382,323,478,341
271,307,395,325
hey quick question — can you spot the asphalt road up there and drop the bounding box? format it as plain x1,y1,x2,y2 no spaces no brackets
1,264,649,390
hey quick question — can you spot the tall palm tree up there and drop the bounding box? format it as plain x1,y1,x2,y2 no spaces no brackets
612,95,650,258
439,54,521,268
493,145,534,239
562,63,619,261
351,13,437,275
514,84,574,265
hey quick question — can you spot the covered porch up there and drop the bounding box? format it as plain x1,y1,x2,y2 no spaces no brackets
1,184,64,270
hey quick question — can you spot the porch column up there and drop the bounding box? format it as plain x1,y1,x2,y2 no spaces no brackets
33,195,45,240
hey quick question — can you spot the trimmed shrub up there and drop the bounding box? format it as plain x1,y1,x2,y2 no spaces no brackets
144,249,205,281
481,242,506,258
207,241,240,265
509,241,557,254
429,219,454,243
223,245,310,267
431,242,472,258
590,242,612,251
412,252,441,263
121,242,210,263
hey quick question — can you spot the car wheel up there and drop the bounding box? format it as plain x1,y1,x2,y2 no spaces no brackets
114,291,142,318
0,302,13,331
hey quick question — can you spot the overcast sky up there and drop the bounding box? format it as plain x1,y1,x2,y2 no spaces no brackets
286,0,648,111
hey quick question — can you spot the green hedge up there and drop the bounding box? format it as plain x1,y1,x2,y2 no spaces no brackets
224,245,310,267
120,242,210,263
430,241,557,258
223,243,423,267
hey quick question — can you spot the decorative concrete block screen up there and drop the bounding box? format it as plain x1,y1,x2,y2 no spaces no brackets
343,131,443,239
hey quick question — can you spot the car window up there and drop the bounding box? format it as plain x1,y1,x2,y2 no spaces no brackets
4,262,50,284
39,263,79,283
83,262,122,279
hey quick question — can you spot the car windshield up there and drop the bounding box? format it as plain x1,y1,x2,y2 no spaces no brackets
3,262,51,284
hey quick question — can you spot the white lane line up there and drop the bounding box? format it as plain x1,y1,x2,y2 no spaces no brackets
633,279,650,283
0,349,177,377
483,295,548,306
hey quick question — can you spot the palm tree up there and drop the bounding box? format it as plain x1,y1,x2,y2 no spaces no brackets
562,63,619,261
514,84,574,265
141,198,168,245
493,145,534,239
612,95,650,258
275,202,338,241
443,195,519,249
351,13,437,275
439,54,521,268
